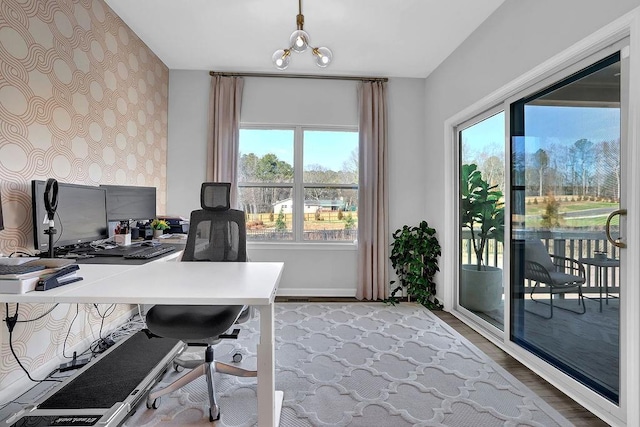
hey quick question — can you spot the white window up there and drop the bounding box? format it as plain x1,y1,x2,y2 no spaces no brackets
238,126,358,242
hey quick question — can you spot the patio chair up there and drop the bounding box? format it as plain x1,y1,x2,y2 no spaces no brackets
524,239,587,319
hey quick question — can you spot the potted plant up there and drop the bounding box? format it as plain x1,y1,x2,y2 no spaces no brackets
460,163,505,311
386,221,443,310
150,218,170,238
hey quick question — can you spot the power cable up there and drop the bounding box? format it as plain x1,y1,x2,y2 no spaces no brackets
62,304,80,359
15,304,59,323
89,304,118,355
7,251,33,258
4,304,62,383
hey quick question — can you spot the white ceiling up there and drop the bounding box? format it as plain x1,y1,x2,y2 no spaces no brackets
104,0,507,79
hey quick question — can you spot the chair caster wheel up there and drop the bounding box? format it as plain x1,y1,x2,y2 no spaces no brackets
173,361,184,372
209,404,220,422
146,396,160,409
232,352,242,363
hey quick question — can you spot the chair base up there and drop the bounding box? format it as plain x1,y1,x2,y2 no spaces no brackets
146,344,256,422
526,288,587,319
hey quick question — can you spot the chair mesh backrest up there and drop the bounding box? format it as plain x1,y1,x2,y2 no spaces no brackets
182,183,247,262
524,239,556,272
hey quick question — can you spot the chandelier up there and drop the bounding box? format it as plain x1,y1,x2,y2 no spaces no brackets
272,0,333,70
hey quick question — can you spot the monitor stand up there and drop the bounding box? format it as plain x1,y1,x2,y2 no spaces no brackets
43,226,57,258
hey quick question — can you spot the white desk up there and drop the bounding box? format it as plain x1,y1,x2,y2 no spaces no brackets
1,261,284,427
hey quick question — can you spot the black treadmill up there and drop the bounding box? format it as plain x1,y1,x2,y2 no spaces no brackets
3,331,184,427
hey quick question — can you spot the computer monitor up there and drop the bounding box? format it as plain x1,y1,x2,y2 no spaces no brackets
32,180,108,252
101,185,156,222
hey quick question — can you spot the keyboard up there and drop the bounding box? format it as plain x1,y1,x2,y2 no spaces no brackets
0,263,46,276
123,245,176,259
90,247,130,257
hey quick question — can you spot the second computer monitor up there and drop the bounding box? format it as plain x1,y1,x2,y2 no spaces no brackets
102,185,156,222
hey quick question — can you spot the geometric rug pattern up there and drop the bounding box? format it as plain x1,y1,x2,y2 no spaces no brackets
124,303,572,426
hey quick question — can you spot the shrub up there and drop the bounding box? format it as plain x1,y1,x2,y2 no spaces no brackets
275,207,286,231
540,193,564,229
344,213,355,230
246,220,264,229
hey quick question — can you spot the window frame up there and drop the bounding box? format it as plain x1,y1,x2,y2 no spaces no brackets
238,123,359,246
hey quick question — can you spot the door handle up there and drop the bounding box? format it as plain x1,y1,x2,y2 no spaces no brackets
605,209,627,248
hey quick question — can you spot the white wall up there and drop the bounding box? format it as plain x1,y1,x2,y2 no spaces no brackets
167,72,426,296
423,0,640,301
241,78,357,126
167,71,210,216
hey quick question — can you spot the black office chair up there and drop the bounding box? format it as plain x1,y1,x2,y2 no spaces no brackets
144,182,255,422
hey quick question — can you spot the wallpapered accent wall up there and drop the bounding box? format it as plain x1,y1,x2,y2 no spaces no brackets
0,0,168,391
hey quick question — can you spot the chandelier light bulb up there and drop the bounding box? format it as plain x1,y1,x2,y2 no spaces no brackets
272,49,291,70
313,47,333,68
273,0,331,70
289,30,310,53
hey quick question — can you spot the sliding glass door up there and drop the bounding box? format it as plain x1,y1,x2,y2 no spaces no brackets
509,50,625,403
458,111,505,330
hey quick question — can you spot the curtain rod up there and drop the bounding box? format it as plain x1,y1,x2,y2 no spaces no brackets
209,71,388,82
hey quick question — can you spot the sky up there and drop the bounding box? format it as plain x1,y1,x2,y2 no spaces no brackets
239,129,358,171
523,106,620,150
462,107,620,158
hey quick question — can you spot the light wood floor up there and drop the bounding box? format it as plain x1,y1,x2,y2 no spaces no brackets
276,297,609,425
432,311,609,426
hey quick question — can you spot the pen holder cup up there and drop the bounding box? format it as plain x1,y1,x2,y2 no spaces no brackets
114,233,132,246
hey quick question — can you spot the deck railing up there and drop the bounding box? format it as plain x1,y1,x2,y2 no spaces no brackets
461,229,620,294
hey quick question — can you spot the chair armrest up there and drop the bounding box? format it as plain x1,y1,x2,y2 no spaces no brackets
549,254,586,279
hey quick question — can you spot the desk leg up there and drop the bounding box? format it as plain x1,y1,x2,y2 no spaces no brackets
257,304,283,427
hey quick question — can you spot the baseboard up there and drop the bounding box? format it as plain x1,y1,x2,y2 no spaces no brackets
0,306,137,405
276,288,357,297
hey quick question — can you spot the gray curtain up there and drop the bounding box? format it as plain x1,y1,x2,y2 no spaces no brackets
206,75,244,208
356,80,389,300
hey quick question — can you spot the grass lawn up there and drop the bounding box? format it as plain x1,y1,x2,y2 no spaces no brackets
523,199,619,228
525,200,618,215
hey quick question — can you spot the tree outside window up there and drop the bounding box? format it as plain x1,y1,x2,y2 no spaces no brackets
237,127,359,242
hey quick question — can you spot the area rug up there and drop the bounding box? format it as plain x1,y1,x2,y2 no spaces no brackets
123,303,572,426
